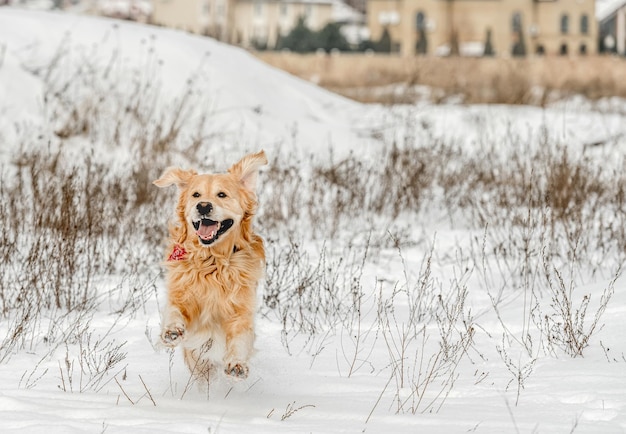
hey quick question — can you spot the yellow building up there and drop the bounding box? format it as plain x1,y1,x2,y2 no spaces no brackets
367,0,598,56
152,0,334,48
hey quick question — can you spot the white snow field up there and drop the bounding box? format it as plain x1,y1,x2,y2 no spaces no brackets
1,7,626,434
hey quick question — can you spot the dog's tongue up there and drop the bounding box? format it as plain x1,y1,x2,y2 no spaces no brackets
196,222,219,240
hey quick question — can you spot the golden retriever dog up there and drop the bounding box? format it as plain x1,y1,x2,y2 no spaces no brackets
153,150,267,380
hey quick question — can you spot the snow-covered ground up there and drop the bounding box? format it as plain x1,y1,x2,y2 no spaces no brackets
1,8,626,433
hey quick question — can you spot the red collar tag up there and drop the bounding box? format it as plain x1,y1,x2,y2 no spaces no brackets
168,244,187,261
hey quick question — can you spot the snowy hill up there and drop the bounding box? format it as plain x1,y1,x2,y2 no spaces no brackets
0,7,369,162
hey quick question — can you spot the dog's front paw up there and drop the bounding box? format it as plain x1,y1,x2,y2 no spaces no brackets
161,324,185,347
225,362,249,379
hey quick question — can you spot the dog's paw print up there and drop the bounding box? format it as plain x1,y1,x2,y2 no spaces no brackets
161,325,185,347
225,362,249,379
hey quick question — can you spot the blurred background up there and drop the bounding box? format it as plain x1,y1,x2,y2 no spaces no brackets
1,0,625,104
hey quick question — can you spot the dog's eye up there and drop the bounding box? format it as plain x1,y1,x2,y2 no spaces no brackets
192,192,201,198
217,192,227,199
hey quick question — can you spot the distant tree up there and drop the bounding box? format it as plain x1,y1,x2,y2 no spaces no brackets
275,17,351,53
317,23,351,52
276,16,317,53
357,39,376,52
376,27,391,53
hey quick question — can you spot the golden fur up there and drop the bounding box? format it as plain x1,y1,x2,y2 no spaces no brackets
153,151,267,380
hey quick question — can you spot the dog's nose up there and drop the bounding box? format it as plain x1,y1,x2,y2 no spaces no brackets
196,202,212,215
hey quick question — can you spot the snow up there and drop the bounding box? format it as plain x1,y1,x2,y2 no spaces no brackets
597,0,626,20
1,7,626,434
97,0,152,20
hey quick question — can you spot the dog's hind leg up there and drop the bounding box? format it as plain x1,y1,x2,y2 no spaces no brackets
223,321,254,379
184,341,216,381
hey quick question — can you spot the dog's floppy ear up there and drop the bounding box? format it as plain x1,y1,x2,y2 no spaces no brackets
153,167,197,189
228,150,268,192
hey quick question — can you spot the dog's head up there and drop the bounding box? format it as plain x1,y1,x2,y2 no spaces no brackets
153,150,267,249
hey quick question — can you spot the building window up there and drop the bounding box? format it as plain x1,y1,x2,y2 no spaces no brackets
580,14,589,35
415,11,427,54
254,1,262,17
203,0,210,15
560,43,568,55
560,14,569,34
416,11,425,30
579,43,587,55
511,12,525,56
280,3,288,17
512,12,522,33
536,44,545,55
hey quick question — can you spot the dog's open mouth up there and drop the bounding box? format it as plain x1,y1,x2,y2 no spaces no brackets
192,218,234,245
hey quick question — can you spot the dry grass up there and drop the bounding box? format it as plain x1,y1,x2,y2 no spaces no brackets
255,52,626,105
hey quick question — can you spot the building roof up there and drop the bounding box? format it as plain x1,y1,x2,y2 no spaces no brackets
597,0,626,21
238,0,334,4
